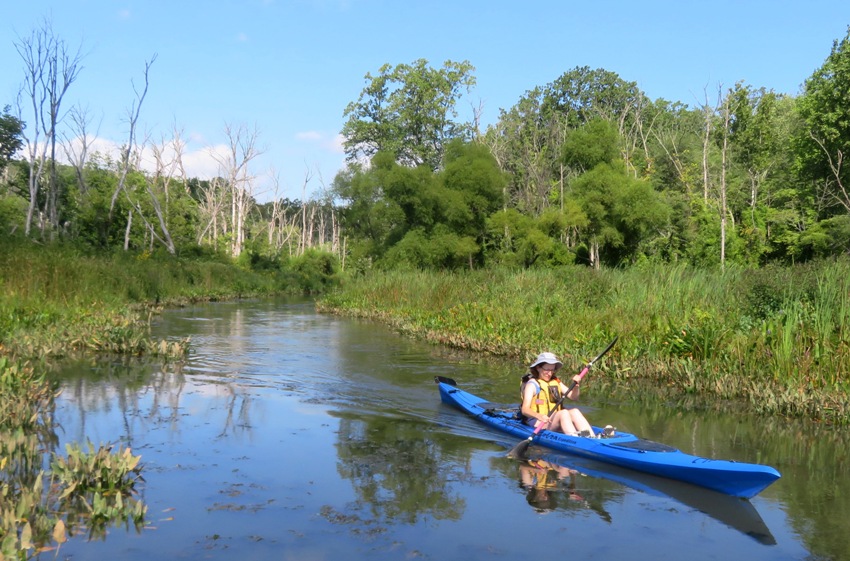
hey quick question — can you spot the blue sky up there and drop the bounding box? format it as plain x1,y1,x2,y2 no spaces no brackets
3,0,849,202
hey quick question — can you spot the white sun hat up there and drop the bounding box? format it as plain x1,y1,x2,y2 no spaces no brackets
529,352,563,370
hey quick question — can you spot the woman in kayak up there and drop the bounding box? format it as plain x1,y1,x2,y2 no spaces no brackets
520,352,595,436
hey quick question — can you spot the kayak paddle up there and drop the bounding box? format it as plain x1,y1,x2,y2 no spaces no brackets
506,336,618,459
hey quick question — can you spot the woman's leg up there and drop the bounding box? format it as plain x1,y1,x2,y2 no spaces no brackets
567,408,593,434
548,410,578,434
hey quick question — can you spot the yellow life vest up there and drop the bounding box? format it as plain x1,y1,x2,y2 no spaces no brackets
522,376,563,416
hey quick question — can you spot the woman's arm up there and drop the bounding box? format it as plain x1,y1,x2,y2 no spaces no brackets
561,376,581,401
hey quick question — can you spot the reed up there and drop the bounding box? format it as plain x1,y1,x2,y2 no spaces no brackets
319,259,850,424
0,241,287,359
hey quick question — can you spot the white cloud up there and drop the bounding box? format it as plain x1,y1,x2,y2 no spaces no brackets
295,130,322,141
36,135,225,180
295,131,345,154
328,133,345,154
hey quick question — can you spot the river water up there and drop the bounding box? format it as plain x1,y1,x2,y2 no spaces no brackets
43,297,848,560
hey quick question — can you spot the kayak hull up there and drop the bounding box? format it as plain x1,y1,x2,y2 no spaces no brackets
437,380,780,499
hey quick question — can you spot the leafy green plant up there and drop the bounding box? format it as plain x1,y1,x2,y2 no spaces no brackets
0,359,147,558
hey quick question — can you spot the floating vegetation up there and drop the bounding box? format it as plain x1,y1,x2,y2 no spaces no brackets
0,358,147,558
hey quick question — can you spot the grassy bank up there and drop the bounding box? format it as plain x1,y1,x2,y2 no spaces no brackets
0,241,323,359
318,261,850,425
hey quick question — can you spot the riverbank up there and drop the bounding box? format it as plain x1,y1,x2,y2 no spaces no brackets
317,262,850,425
0,241,315,360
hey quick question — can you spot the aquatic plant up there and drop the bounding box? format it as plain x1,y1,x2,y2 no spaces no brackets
0,359,147,558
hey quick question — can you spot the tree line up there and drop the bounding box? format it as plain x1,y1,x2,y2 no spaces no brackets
2,19,850,273
0,19,339,265
336,29,850,271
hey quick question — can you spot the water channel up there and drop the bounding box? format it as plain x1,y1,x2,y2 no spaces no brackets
43,297,848,560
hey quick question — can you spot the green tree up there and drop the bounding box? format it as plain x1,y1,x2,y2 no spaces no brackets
439,140,505,244
0,106,24,174
342,59,477,170
485,67,647,218
726,84,800,263
796,26,850,218
542,66,644,129
564,120,671,267
332,156,406,268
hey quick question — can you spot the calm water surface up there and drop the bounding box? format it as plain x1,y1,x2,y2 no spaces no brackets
44,298,848,560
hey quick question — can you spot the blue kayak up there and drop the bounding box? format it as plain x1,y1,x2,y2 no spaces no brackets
436,377,781,499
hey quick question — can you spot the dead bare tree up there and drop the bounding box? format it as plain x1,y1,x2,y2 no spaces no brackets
263,171,299,256
719,92,731,270
196,177,227,248
14,17,84,236
110,56,156,218
700,87,722,204
299,166,314,254
810,133,850,213
210,123,263,257
129,128,188,255
61,104,99,196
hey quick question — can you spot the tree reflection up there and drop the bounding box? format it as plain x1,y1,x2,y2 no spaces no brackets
333,414,468,524
591,390,847,557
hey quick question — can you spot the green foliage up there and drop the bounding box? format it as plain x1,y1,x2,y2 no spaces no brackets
383,226,478,270
334,140,508,270
341,59,476,170
561,118,620,170
570,160,671,266
0,358,146,557
440,139,506,239
285,249,342,294
542,66,645,129
0,106,24,174
319,259,850,424
796,26,850,216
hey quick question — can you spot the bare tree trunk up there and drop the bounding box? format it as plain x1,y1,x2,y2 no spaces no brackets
720,95,730,270
702,96,713,204
211,123,263,258
62,104,98,196
809,133,850,212
196,177,226,246
110,56,156,219
124,209,132,251
591,240,601,270
14,18,84,237
298,167,314,255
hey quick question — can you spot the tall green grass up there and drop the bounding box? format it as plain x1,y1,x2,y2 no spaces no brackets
319,260,850,424
0,241,284,359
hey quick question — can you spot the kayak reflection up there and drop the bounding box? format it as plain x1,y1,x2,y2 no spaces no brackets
518,457,612,522
522,449,777,546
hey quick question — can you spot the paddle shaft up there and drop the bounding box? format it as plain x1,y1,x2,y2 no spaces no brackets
535,335,619,430
507,337,618,457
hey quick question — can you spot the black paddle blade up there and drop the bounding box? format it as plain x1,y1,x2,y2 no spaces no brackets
434,376,457,386
506,437,532,459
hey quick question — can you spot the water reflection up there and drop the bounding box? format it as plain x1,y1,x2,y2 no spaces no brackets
513,449,776,545
333,414,467,524
516,457,612,521
35,298,849,560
